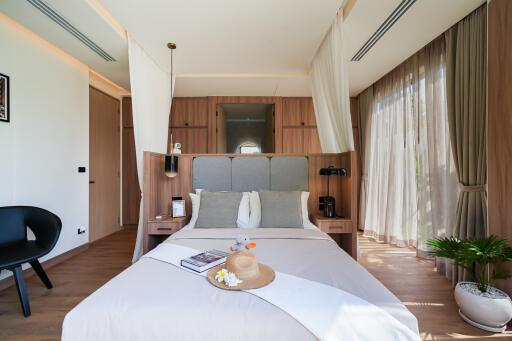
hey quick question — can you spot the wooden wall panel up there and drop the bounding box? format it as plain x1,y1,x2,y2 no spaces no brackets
170,97,208,127
302,98,317,126
488,0,512,295
282,98,303,126
122,96,133,128
122,97,140,225
282,128,304,153
304,127,322,154
169,127,208,154
281,97,320,153
122,128,140,225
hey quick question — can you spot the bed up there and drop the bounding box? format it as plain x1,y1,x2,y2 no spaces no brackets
62,227,419,340
62,155,419,340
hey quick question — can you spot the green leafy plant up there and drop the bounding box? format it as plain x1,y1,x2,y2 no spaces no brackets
427,235,512,293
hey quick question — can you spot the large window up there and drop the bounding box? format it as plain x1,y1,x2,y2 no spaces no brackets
362,37,458,255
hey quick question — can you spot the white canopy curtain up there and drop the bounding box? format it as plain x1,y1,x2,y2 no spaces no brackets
128,34,173,262
310,11,354,153
363,37,458,253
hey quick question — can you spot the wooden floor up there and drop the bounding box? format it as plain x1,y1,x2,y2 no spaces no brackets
359,235,511,340
0,228,136,341
0,229,510,340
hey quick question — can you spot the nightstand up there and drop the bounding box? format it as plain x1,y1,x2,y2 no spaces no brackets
145,216,189,252
310,214,356,260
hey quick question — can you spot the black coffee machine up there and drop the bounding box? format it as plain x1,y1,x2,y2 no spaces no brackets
319,166,347,218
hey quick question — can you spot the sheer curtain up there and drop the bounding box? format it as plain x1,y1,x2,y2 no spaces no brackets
128,34,173,262
363,36,458,253
357,86,374,230
310,11,354,153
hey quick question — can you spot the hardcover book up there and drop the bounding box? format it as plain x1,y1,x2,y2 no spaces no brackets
180,250,229,273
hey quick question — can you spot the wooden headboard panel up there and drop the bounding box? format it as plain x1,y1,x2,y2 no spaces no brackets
142,152,358,251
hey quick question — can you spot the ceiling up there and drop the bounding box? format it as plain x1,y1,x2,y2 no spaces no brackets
99,0,343,97
345,0,485,95
0,0,130,89
0,0,485,97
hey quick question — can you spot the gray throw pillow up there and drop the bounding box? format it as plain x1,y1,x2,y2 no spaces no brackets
258,190,303,228
195,191,243,228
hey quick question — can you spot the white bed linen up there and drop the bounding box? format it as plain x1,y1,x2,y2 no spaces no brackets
144,243,419,341
62,228,419,341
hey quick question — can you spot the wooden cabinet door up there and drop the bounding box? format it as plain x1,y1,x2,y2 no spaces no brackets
304,127,322,153
169,127,188,152
170,98,208,127
186,128,209,153
302,98,317,126
170,127,208,154
282,98,303,126
282,127,304,153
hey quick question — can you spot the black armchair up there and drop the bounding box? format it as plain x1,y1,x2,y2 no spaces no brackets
0,206,62,317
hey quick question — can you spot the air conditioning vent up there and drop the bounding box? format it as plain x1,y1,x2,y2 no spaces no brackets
26,0,116,62
351,0,417,62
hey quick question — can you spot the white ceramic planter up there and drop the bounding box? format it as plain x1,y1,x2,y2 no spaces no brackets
454,281,512,332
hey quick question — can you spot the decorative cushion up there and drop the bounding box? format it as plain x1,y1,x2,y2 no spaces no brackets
195,191,243,228
258,190,303,228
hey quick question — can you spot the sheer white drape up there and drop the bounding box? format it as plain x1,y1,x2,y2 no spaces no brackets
357,86,374,230
128,34,173,262
310,12,354,153
416,40,459,257
363,38,458,253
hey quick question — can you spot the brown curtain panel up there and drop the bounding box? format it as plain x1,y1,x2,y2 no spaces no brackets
444,5,487,283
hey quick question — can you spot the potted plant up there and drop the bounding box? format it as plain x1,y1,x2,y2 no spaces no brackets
427,235,512,332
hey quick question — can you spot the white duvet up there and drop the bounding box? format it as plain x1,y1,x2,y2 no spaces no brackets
62,228,420,341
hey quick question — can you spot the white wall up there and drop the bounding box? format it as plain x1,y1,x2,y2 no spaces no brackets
0,14,89,278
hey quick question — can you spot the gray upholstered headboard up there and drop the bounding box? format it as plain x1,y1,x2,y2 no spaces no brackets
192,156,308,192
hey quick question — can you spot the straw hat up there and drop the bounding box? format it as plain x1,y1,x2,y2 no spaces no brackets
207,250,275,290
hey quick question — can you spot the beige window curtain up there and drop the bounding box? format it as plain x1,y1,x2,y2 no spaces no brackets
363,36,458,253
310,12,354,153
357,86,373,230
443,5,487,283
128,34,173,262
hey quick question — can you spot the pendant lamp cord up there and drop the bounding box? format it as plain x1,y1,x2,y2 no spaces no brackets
170,48,174,97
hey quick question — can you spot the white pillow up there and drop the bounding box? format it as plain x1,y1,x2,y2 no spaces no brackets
191,189,250,228
182,192,200,229
246,191,261,228
301,192,318,229
237,192,251,228
248,191,318,229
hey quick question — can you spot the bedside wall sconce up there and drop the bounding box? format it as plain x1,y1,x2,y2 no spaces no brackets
165,155,179,178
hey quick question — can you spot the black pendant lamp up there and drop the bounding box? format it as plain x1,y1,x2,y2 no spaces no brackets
165,42,178,178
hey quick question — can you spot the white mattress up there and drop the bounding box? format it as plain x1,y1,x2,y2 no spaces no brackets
62,228,419,341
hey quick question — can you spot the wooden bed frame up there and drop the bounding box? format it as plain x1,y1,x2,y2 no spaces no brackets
142,152,359,257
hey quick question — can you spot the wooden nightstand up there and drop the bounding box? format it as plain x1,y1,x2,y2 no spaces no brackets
310,214,356,260
145,216,189,252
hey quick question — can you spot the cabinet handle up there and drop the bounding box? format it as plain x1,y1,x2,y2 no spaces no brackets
89,181,95,184
157,227,175,231
185,122,189,126
301,122,305,126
